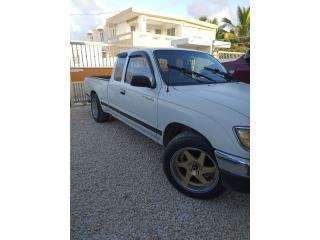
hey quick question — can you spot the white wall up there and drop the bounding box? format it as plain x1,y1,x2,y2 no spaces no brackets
92,30,100,42
86,34,93,41
116,21,130,35
103,25,108,43
137,15,147,33
181,26,215,41
132,32,176,47
176,25,182,37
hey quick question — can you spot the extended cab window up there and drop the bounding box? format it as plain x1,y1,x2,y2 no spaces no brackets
125,55,153,85
113,56,126,81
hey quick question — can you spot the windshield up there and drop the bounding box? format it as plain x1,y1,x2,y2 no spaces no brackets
153,50,229,86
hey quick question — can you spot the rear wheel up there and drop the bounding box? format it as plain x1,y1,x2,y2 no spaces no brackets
162,131,224,199
90,93,111,123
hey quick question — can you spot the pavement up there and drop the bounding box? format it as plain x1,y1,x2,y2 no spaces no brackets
71,105,250,240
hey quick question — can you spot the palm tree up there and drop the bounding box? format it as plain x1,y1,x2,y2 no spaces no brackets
199,16,218,25
236,6,250,37
209,18,218,25
220,6,250,39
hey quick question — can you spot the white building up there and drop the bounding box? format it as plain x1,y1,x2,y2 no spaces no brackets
86,7,218,53
86,26,104,42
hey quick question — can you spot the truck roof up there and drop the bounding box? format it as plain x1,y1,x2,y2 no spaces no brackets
118,48,208,56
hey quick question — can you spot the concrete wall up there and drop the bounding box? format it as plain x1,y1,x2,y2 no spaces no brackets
116,22,131,35
132,32,177,47
70,68,113,82
181,26,216,40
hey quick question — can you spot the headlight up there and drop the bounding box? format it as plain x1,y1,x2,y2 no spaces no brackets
234,127,250,150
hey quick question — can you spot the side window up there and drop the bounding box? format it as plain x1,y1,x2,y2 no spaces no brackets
113,57,126,81
125,55,153,85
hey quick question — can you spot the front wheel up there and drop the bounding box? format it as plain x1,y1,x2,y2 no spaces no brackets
162,131,224,199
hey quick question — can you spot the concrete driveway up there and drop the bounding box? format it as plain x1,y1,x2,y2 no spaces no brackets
71,106,249,240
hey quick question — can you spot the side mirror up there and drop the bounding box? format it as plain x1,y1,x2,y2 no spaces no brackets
130,75,152,88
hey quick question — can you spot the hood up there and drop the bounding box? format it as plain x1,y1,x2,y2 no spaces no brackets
173,82,250,118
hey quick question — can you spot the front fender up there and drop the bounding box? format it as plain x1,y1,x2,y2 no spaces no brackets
158,97,249,159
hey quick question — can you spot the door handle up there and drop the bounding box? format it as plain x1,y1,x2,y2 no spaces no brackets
120,89,126,95
143,95,154,101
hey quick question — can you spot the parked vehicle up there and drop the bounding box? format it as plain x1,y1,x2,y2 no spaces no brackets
222,50,250,84
84,48,250,199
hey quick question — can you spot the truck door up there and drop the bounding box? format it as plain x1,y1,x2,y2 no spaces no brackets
107,53,127,112
120,52,160,137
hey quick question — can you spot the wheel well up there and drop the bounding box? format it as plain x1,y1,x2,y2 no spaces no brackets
163,123,211,147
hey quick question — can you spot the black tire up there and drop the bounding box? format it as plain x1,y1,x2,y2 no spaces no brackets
162,131,225,199
90,93,111,123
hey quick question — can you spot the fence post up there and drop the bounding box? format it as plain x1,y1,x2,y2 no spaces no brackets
70,80,75,108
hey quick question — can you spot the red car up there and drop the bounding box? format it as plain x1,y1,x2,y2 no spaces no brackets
222,50,250,84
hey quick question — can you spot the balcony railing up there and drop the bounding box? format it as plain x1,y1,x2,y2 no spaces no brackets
107,32,133,43
107,31,180,47
217,51,245,62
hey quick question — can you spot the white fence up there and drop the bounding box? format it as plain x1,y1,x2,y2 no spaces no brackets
70,81,88,106
70,41,245,68
217,51,245,62
70,41,144,68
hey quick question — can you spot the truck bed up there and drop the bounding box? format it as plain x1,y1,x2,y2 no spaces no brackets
84,76,111,101
87,75,111,81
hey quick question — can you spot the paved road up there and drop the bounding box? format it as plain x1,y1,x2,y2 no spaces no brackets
71,106,249,240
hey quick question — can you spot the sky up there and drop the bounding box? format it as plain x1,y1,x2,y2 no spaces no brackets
70,0,250,40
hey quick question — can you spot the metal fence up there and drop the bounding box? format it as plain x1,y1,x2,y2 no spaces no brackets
70,41,245,68
70,81,88,106
217,51,245,62
70,41,144,68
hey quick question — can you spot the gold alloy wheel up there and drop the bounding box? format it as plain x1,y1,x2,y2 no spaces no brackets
170,148,219,193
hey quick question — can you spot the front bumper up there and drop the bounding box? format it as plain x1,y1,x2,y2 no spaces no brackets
214,150,250,193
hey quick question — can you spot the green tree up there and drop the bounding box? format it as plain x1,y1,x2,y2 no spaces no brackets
220,6,250,39
197,7,250,51
199,16,208,22
209,17,218,25
199,16,218,25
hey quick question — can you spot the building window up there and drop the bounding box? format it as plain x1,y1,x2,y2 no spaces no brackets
167,27,175,36
155,29,161,34
131,26,136,32
99,32,104,42
90,36,93,41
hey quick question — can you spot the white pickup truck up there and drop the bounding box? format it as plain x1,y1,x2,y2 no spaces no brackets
84,48,249,199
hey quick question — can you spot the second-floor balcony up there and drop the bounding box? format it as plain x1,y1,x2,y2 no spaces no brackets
107,31,181,47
